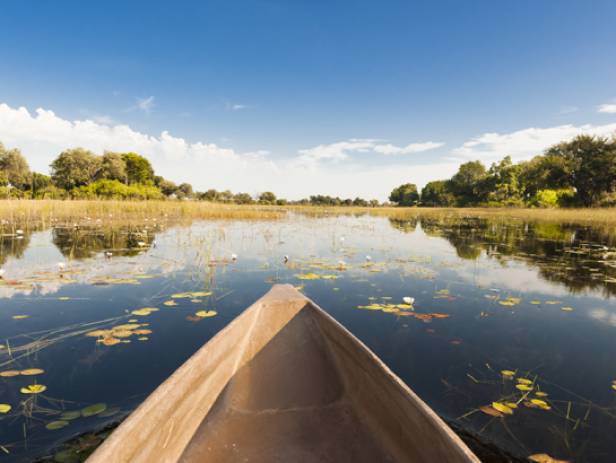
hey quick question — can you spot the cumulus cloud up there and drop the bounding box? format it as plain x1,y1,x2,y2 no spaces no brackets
296,138,444,165
452,122,616,162
0,103,453,200
598,103,616,114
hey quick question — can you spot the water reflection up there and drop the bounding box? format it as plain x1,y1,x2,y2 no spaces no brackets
0,213,616,462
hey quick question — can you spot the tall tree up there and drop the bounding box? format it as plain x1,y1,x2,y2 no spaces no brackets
421,180,455,206
450,161,487,205
0,143,31,190
98,152,127,182
50,148,100,190
258,191,276,204
122,152,154,184
545,135,616,206
389,183,419,206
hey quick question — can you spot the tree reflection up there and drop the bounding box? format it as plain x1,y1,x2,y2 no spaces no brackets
390,214,616,296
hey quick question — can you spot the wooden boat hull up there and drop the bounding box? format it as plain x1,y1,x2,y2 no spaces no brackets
88,285,479,462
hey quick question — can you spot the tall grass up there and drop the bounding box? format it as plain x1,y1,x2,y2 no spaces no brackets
2,200,616,228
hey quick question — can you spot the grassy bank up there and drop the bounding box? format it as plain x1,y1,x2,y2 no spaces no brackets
2,199,616,228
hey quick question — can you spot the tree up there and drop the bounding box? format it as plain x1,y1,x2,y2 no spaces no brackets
31,172,51,197
545,135,616,206
50,148,101,190
98,152,127,182
389,183,419,206
449,161,487,205
201,189,219,201
177,183,193,199
484,156,523,205
233,192,254,204
121,152,154,184
0,143,31,190
421,180,455,206
258,191,277,204
156,178,178,196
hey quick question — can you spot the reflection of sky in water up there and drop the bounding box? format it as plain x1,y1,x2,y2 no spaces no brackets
1,215,616,461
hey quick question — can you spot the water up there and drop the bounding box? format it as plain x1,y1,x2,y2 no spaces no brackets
1,212,616,462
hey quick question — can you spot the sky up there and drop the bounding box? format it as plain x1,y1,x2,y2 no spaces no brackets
1,0,615,200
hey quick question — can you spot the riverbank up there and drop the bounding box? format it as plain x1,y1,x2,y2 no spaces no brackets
2,199,616,227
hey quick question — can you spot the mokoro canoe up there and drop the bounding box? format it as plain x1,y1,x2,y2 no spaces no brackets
88,284,479,462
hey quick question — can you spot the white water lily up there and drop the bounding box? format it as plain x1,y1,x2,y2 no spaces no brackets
402,297,414,305
231,253,238,261
365,255,372,262
57,262,66,271
0,269,5,278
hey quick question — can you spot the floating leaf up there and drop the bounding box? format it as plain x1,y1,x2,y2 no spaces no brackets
530,399,551,410
530,300,541,305
501,370,516,378
85,330,110,337
12,315,29,319
133,329,152,335
492,401,514,415
163,300,178,307
499,297,521,307
195,310,217,318
560,307,574,312
505,402,518,409
516,384,533,392
21,384,47,394
544,301,561,305
138,337,149,341
517,378,533,385
99,337,121,346
528,453,570,463
535,391,549,397
60,411,81,420
479,405,503,417
131,307,159,316
46,420,69,430
81,403,107,417
20,368,44,376
99,406,121,417
113,324,140,331
171,291,212,299
0,404,11,413
294,273,321,280
0,370,21,377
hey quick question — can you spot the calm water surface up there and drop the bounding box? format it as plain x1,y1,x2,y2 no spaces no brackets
1,212,616,462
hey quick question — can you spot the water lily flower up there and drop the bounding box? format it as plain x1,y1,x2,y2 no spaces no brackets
57,262,65,271
231,253,238,261
403,296,414,305
365,255,372,262
0,269,5,279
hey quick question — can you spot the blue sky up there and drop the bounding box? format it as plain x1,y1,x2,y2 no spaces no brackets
1,0,615,199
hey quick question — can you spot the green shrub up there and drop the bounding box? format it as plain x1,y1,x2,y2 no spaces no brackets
72,180,163,200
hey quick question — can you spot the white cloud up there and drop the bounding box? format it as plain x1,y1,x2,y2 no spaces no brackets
598,103,616,114
296,138,444,165
0,103,453,200
135,96,155,113
452,122,616,162
226,102,248,111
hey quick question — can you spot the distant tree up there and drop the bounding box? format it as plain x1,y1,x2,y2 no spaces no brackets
258,191,277,204
31,172,51,196
121,152,154,184
389,183,419,206
545,135,616,206
218,190,234,202
483,156,523,205
176,183,193,199
352,197,368,206
421,180,455,206
449,161,487,205
369,199,380,207
275,198,287,206
233,192,254,204
98,152,127,182
50,148,101,190
200,189,219,201
0,143,31,190
154,177,177,196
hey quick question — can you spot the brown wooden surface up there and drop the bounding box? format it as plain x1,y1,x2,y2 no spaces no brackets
87,285,479,462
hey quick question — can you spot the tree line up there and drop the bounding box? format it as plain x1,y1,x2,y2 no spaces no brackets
0,144,383,206
389,134,616,208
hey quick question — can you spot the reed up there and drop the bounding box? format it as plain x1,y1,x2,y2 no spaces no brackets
2,200,616,228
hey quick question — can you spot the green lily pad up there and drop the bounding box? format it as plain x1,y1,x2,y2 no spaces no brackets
60,410,81,420
81,403,107,417
46,420,69,430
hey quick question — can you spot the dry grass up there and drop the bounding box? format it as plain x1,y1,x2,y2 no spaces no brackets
0,200,284,229
2,200,616,228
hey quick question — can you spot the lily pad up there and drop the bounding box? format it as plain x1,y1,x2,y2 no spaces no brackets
21,384,47,394
81,403,107,417
46,420,69,430
0,404,11,413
